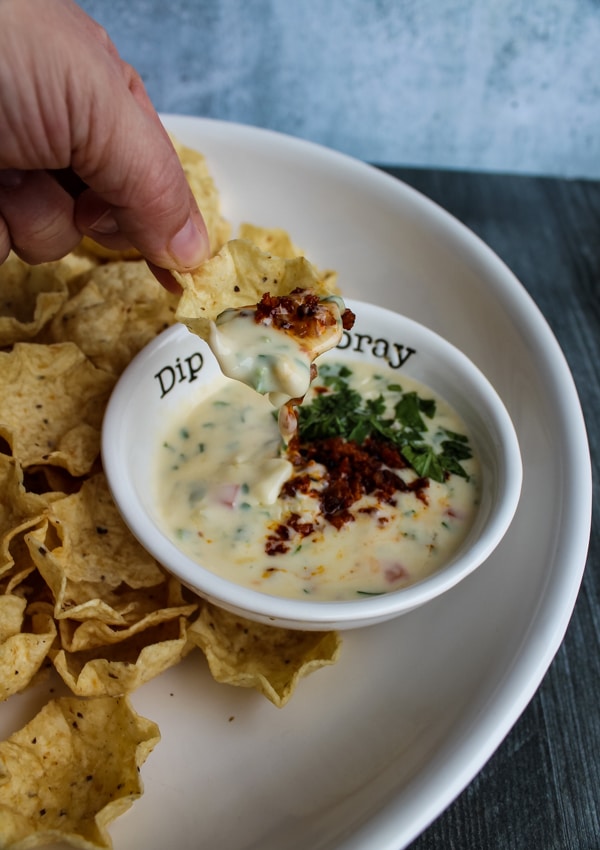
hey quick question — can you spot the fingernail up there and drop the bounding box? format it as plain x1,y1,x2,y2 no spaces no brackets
0,169,24,189
168,216,208,269
89,209,119,235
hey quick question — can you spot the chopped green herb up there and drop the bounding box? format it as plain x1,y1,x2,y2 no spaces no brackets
188,485,206,506
296,370,471,483
402,444,446,481
320,362,353,391
356,590,385,596
442,427,469,443
440,437,473,462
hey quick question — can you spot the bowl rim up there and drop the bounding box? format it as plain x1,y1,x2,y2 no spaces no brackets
102,299,523,629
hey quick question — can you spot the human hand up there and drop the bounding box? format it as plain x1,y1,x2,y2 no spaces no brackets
0,0,209,278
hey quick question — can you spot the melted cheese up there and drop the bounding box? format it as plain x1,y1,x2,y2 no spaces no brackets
208,295,346,407
154,361,481,601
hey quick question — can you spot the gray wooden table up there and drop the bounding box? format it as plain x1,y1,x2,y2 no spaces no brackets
378,167,599,850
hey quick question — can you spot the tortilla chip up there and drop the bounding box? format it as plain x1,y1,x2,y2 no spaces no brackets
236,224,339,291
23,464,80,496
55,245,101,293
0,342,114,475
0,526,50,602
0,253,69,346
174,239,337,341
0,594,27,644
0,456,59,576
0,597,56,701
58,576,197,652
24,473,166,620
1,563,37,599
237,223,304,258
48,261,179,375
2,562,40,600
237,224,339,291
0,695,159,849
169,136,231,255
188,602,342,707
52,618,191,696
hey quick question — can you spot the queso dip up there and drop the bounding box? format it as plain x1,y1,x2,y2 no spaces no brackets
155,361,480,601
155,362,479,601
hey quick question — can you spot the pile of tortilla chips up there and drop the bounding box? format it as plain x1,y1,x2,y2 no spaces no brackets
0,138,341,849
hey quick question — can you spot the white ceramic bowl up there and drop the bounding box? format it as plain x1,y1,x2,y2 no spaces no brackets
102,298,522,631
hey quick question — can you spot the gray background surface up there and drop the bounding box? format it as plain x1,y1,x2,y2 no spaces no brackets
79,0,600,178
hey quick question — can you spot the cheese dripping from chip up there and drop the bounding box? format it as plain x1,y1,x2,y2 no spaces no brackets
209,289,354,439
173,240,355,440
